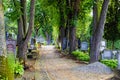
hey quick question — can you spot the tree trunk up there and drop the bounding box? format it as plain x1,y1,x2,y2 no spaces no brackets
112,40,114,49
0,1,14,80
46,32,51,45
93,0,99,34
69,26,76,53
21,0,27,35
0,1,7,56
67,0,80,54
17,0,36,61
60,27,66,50
58,0,67,51
90,0,109,63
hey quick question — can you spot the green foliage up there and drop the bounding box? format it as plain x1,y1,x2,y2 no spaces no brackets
104,0,120,47
0,53,24,79
0,55,14,80
6,53,15,80
0,56,8,80
6,53,24,78
14,61,24,76
72,51,80,57
72,51,90,61
76,0,92,40
7,53,15,71
100,59,118,69
0,75,8,80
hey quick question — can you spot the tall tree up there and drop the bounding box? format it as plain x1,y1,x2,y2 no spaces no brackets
90,0,109,63
66,0,80,53
13,0,36,61
0,0,7,56
0,1,14,80
58,0,68,50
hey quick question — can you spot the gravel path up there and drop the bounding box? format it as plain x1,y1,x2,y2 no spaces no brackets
40,45,114,80
16,45,114,80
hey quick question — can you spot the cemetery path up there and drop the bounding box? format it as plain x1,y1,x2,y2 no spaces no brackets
38,45,113,80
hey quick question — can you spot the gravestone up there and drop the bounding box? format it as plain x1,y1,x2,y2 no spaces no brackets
101,50,112,60
6,38,16,54
62,38,67,50
100,40,106,52
80,42,88,51
112,50,118,59
117,53,120,69
30,38,36,49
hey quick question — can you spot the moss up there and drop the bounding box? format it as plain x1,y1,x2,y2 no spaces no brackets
0,56,14,80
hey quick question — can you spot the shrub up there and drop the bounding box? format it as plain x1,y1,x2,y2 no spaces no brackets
14,61,24,76
0,53,24,79
7,53,24,77
7,53,15,80
0,75,8,80
100,59,118,69
72,51,90,61
0,56,9,80
72,50,80,57
77,52,90,61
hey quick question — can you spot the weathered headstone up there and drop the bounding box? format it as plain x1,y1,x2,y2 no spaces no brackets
6,38,16,54
117,53,120,69
102,50,112,59
80,42,88,51
100,40,106,52
62,38,67,50
30,38,36,49
112,50,118,59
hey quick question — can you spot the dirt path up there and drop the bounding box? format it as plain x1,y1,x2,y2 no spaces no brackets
40,45,113,80
17,45,113,80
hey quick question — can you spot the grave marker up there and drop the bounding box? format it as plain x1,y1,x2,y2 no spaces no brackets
80,42,88,51
117,53,120,69
102,50,112,59
6,38,16,54
100,40,106,52
62,38,67,50
112,50,118,59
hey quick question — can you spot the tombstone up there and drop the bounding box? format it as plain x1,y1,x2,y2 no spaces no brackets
117,53,120,69
80,42,88,51
112,50,118,59
62,38,67,50
30,38,36,49
31,38,34,45
6,38,16,54
100,40,106,52
101,50,112,60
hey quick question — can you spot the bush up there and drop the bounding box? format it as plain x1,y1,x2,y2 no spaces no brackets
0,75,8,80
72,51,80,57
14,61,24,76
72,51,90,61
7,53,15,80
7,53,24,77
100,59,118,69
